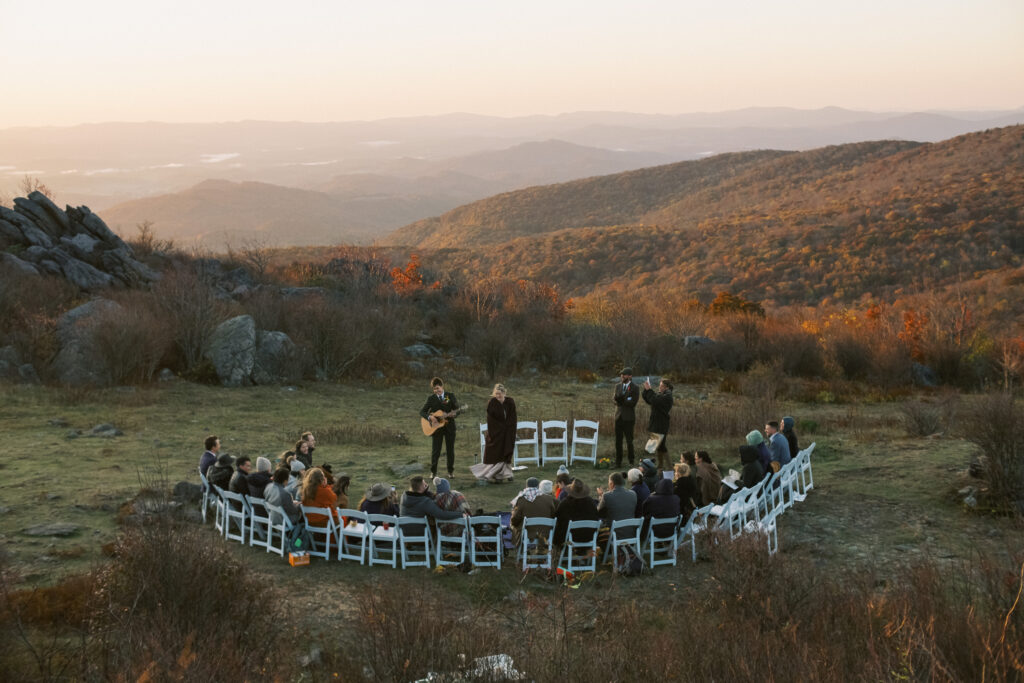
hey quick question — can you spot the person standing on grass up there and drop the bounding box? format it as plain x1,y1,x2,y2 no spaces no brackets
420,377,460,480
613,367,640,468
199,435,219,477
642,377,674,472
471,383,517,483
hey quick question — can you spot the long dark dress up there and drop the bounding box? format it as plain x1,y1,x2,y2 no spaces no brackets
470,396,517,481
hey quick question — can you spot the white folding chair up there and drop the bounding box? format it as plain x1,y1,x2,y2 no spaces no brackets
212,485,226,536
478,423,488,463
678,504,715,563
557,519,601,574
301,505,338,560
220,489,249,543
247,495,271,550
198,468,217,523
516,517,556,570
337,509,370,564
367,514,400,568
469,516,503,569
797,442,816,497
397,516,434,569
602,517,643,570
643,515,681,568
262,500,296,557
435,516,469,566
513,421,540,467
541,420,568,466
570,419,599,465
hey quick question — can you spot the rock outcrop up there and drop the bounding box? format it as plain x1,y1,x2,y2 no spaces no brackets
204,314,299,387
0,192,159,290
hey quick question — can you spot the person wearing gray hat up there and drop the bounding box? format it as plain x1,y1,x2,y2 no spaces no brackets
358,482,397,516
613,367,640,468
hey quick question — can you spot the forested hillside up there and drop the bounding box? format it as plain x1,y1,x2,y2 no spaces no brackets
387,126,1024,307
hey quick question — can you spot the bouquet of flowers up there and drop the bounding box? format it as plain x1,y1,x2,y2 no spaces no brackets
595,457,611,469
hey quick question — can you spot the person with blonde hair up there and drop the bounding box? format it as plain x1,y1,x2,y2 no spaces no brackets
470,383,517,483
673,461,698,519
300,467,337,527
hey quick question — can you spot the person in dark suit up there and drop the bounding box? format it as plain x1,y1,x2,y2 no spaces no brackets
642,377,674,472
420,377,460,479
613,367,640,467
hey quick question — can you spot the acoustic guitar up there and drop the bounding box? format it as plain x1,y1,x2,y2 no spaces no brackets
420,405,469,436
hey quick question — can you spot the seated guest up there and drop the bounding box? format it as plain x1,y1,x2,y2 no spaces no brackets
301,431,317,461
332,473,351,509
673,462,698,520
554,472,573,501
627,468,650,516
247,457,273,499
640,458,660,492
433,477,472,536
694,451,722,506
207,453,234,491
510,477,557,548
539,480,554,497
553,479,600,547
300,467,338,527
739,445,766,489
596,472,637,524
358,483,397,516
399,476,466,520
320,463,335,487
782,416,799,458
746,430,773,477
199,435,219,478
642,478,681,539
229,456,252,497
286,458,305,498
294,439,313,469
765,421,792,467
264,467,302,526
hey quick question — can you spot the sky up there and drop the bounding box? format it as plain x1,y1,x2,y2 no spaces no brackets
1,0,1022,128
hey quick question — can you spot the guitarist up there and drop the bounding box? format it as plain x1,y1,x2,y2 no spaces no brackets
420,377,459,480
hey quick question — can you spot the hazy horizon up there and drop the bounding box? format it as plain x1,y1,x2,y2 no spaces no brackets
1,0,1022,129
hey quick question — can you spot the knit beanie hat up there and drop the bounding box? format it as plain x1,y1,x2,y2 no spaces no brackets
290,459,306,473
746,430,765,446
539,480,553,495
556,464,569,476
434,477,451,494
256,456,272,473
526,477,539,488
627,468,642,483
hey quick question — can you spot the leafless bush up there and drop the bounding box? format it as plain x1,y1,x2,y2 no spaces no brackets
901,400,944,436
89,293,172,385
127,220,176,259
153,264,230,371
966,392,1024,516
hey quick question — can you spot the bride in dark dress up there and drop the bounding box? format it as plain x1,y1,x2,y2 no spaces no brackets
470,383,517,483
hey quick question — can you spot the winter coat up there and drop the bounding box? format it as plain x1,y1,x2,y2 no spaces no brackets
739,445,766,488
641,387,673,434
199,450,217,478
207,463,233,492
483,396,518,465
302,484,338,526
642,479,681,539
246,471,272,499
695,461,723,506
511,492,557,546
399,490,463,520
673,476,698,520
264,482,302,525
768,432,792,466
598,486,638,523
631,481,650,516
553,495,600,546
229,470,251,497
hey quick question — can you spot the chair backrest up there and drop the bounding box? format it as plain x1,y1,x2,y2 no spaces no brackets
397,515,430,539
565,519,601,544
437,515,468,540
301,505,337,529
338,508,367,528
367,513,399,535
221,488,249,510
572,419,599,442
522,516,556,533
610,517,643,540
245,494,267,518
516,421,538,441
541,420,568,443
262,500,293,529
647,515,681,540
469,515,502,539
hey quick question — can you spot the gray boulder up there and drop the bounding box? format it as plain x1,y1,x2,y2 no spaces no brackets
158,367,176,382
0,206,53,248
911,362,938,387
173,481,203,503
403,343,440,358
23,523,79,537
0,252,40,276
280,286,327,298
51,299,122,386
71,206,124,248
253,330,298,385
60,255,116,290
204,315,257,387
60,233,101,262
17,364,40,384
684,336,715,348
13,196,67,239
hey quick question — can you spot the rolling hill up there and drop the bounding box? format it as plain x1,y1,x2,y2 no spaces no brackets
385,125,1024,308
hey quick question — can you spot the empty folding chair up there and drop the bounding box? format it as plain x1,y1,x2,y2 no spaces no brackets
513,421,540,467
517,517,556,570
398,516,433,569
678,504,715,563
602,518,643,570
198,468,217,523
262,500,296,557
642,515,681,568
469,516,503,569
367,514,400,568
435,516,469,567
247,495,272,550
220,489,249,543
557,519,601,574
301,505,338,560
797,442,816,497
337,509,370,565
479,423,488,463
541,420,568,466
570,419,600,465
212,485,226,536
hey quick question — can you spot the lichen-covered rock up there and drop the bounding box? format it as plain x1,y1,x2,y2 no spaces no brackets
51,299,122,386
253,330,299,385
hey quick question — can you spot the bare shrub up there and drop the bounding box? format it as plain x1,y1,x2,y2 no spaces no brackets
901,400,944,436
89,292,172,385
966,392,1024,515
153,264,229,371
126,220,176,259
0,264,80,368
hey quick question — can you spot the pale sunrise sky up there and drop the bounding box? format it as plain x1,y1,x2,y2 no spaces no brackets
1,0,1022,128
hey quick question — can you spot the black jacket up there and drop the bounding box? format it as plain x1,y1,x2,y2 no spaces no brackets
613,382,640,422
642,479,681,538
207,463,233,491
642,387,673,434
673,476,698,520
740,445,766,488
229,470,251,497
246,471,272,499
553,495,600,546
420,392,460,430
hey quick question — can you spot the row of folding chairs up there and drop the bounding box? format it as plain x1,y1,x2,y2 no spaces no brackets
479,419,600,467
699,442,817,555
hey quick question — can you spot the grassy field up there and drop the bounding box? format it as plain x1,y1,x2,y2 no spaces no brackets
0,376,1015,588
